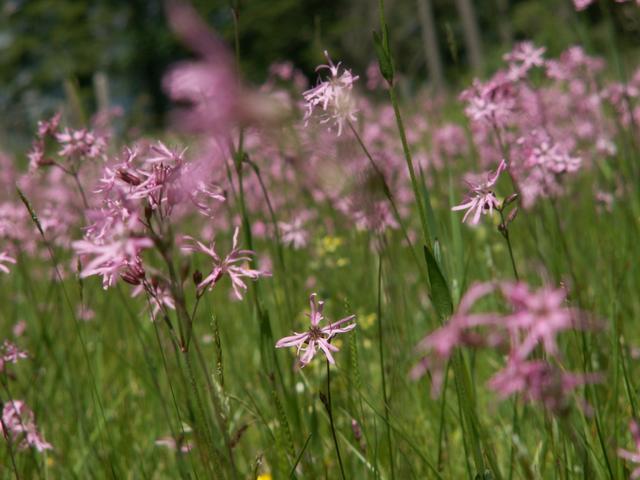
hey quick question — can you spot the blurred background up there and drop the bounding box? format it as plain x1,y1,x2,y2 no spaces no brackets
1,0,639,148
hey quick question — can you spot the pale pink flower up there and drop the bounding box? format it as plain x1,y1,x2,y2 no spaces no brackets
1,400,52,452
452,160,507,225
56,128,106,159
155,436,193,453
73,227,153,289
619,420,640,478
410,282,500,395
460,74,515,128
500,283,584,360
303,51,359,135
12,321,26,338
185,227,270,300
0,251,16,274
276,293,356,367
488,357,599,412
504,42,546,81
2,341,28,364
279,217,309,249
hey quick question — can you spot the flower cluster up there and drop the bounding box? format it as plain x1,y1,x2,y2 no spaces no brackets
1,400,52,452
411,282,598,412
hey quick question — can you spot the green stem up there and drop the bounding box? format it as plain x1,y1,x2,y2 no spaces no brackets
387,85,431,247
325,360,346,480
376,255,395,479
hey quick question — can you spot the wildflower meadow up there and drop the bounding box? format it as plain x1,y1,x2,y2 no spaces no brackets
2,0,640,478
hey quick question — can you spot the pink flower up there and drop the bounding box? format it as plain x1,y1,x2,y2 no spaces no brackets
619,420,640,478
460,74,515,128
276,293,356,367
411,281,599,404
488,357,599,412
410,282,500,395
500,282,583,360
452,160,507,225
0,251,16,274
55,128,106,160
504,42,546,81
279,217,309,249
1,400,52,452
303,51,359,135
2,341,28,364
73,226,153,289
155,436,193,453
185,227,270,300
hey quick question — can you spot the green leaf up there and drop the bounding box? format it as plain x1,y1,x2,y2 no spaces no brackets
372,30,394,83
423,245,453,319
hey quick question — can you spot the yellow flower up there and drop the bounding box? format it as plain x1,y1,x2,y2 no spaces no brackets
336,257,350,267
257,474,272,480
320,235,343,254
360,313,376,330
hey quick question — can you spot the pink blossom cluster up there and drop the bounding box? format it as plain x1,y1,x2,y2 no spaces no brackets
1,400,52,452
411,282,599,412
459,43,620,209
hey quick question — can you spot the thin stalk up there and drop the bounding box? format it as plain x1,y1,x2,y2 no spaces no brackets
325,360,346,480
498,210,520,281
376,255,395,479
387,85,431,247
348,120,427,282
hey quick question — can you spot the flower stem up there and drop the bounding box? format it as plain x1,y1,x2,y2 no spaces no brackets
498,210,519,281
376,255,396,479
325,360,346,480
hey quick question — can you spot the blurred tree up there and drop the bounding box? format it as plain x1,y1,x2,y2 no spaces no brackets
417,0,445,91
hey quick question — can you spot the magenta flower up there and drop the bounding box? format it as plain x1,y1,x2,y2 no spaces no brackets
276,293,356,367
452,160,507,225
303,51,359,135
619,420,640,478
185,227,270,300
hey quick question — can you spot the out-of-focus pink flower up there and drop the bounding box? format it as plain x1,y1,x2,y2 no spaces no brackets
73,226,153,289
0,251,16,274
185,227,270,300
56,128,106,160
411,282,499,394
12,321,26,338
1,341,28,365
155,436,193,453
303,51,359,135
488,357,600,411
452,160,506,225
411,281,599,407
504,42,546,81
460,74,515,128
279,217,309,249
500,282,583,360
1,400,52,452
619,420,640,478
276,293,356,367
